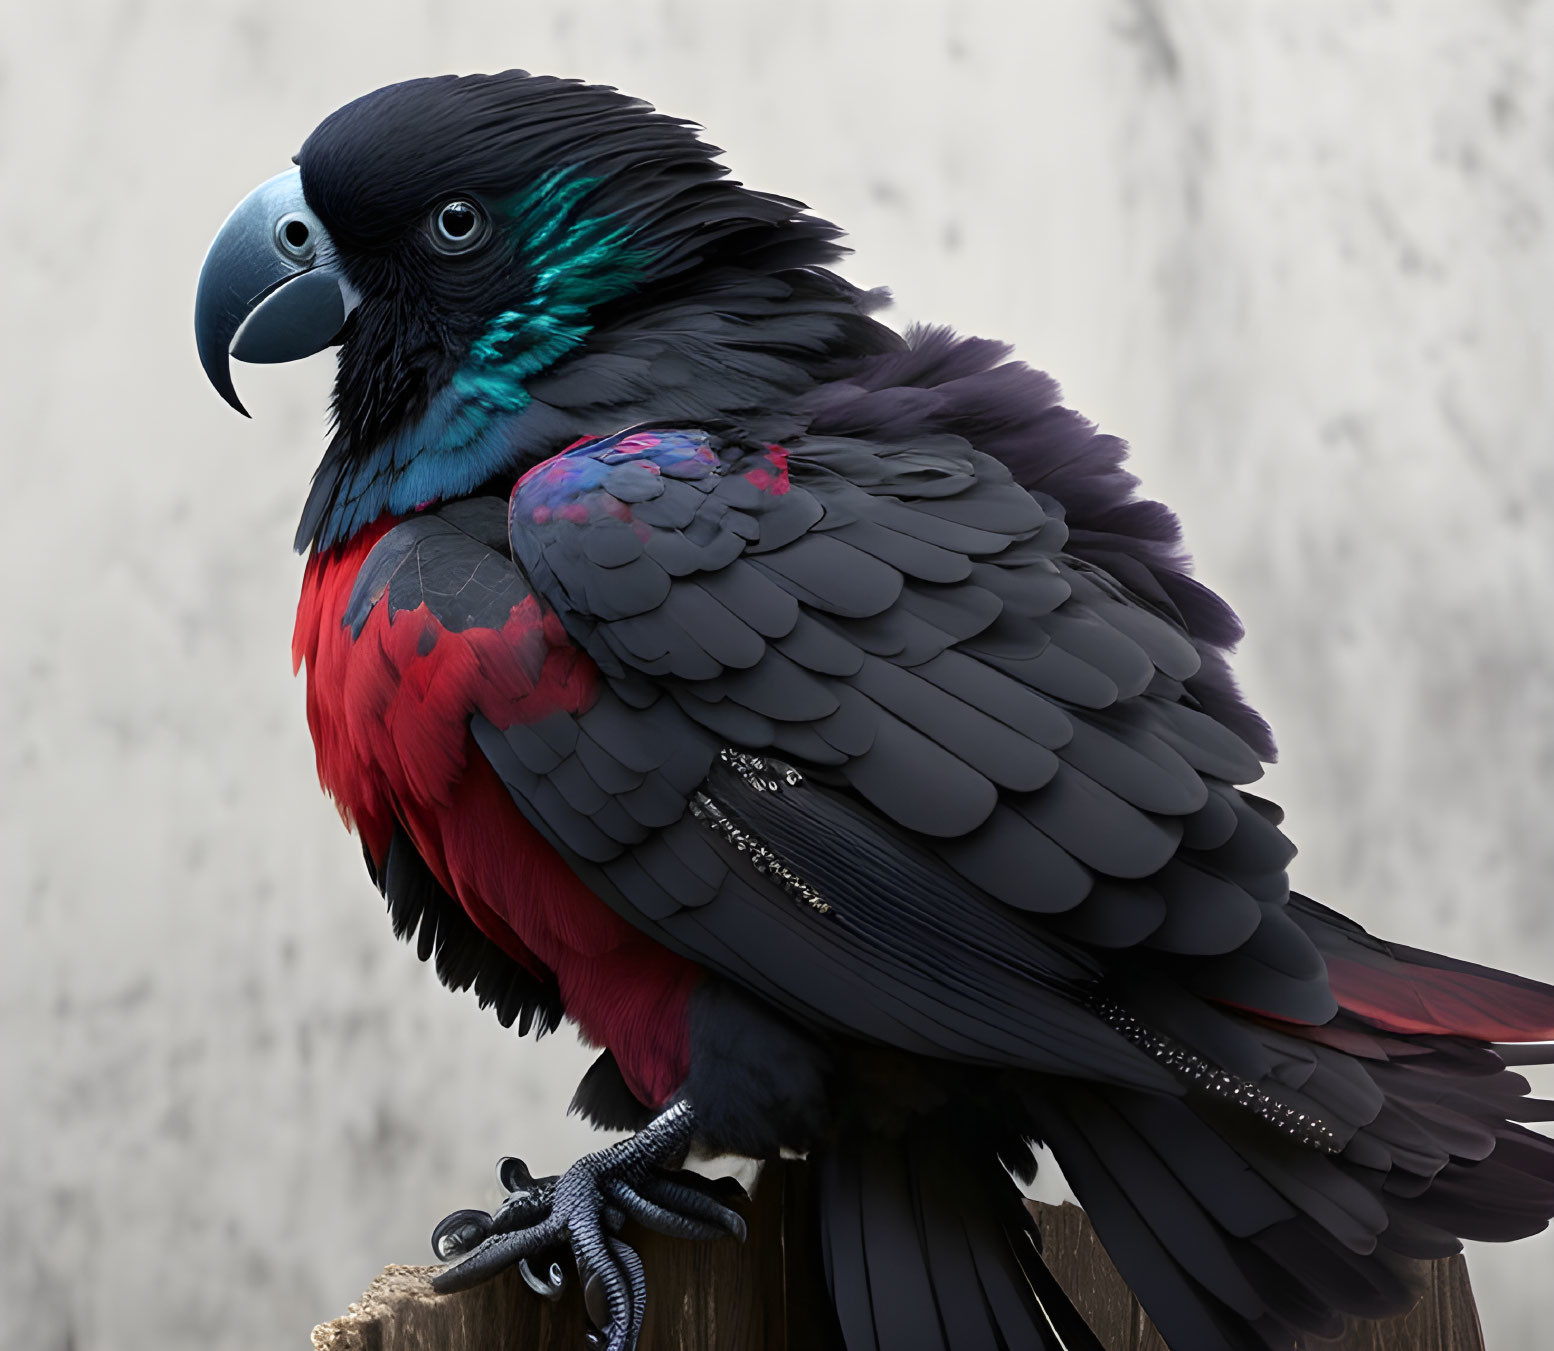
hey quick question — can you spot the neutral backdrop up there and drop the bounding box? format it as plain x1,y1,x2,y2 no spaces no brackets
4,2,1553,1347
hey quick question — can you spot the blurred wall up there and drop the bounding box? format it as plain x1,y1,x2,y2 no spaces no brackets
3,1,1552,1347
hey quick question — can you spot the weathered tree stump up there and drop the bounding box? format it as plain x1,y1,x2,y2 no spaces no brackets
312,1161,1484,1351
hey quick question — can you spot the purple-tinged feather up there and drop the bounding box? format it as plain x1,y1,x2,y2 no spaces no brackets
808,326,1276,760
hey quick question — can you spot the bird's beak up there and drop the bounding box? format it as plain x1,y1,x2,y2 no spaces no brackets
194,167,360,416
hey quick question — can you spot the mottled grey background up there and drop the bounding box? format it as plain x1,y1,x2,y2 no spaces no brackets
4,1,1553,1347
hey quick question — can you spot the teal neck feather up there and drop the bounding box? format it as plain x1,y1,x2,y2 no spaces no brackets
453,167,650,414
319,169,650,547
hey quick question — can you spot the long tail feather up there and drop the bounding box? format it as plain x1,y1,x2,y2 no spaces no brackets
816,1117,1105,1351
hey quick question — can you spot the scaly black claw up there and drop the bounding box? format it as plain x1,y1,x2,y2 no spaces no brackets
432,1101,725,1350
579,1236,632,1350
601,1176,731,1241
637,1173,747,1241
432,1219,564,1293
492,1173,557,1231
611,1236,647,1343
581,1237,647,1351
430,1167,556,1265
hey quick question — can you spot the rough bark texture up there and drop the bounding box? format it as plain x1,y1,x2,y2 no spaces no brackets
312,1162,1485,1351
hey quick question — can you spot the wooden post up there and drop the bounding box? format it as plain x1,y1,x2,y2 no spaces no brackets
312,1161,1485,1351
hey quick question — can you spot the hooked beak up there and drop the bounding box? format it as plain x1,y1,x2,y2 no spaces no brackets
194,167,359,416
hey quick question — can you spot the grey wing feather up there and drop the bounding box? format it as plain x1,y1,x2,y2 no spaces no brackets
486,425,1326,1075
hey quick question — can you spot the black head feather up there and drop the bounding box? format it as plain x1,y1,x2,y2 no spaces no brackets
298,71,847,281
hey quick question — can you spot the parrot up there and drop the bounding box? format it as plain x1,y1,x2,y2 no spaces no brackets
195,71,1554,1351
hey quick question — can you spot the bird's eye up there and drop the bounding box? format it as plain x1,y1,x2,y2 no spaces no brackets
275,212,317,262
430,199,488,254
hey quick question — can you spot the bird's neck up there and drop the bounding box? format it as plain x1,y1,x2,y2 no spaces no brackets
296,270,900,554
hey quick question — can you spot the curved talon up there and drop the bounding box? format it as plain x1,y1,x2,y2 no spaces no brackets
519,1255,567,1300
498,1156,534,1191
582,1267,609,1331
430,1208,496,1261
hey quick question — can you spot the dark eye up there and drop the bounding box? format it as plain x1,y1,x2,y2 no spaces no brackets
430,199,488,253
275,211,317,261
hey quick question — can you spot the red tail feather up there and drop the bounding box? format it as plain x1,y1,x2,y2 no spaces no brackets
1326,950,1554,1042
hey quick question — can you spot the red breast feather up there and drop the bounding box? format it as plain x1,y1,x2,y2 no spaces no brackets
291,518,697,1105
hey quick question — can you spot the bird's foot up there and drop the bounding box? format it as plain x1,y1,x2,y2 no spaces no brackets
428,1100,745,1351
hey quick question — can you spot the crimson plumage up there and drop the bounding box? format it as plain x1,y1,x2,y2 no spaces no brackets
293,512,699,1105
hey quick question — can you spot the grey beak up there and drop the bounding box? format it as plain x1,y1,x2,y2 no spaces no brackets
194,167,359,416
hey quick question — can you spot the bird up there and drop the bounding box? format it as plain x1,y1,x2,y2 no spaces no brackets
195,71,1554,1351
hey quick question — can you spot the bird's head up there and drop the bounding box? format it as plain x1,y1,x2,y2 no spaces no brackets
196,72,859,551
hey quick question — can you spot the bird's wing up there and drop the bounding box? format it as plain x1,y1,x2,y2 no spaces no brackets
449,424,1335,1086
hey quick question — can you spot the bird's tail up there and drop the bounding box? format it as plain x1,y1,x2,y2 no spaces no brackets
1023,895,1554,1351
1294,891,1554,1043
814,1114,1105,1351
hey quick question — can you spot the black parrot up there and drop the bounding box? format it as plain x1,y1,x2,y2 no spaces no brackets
195,72,1554,1351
